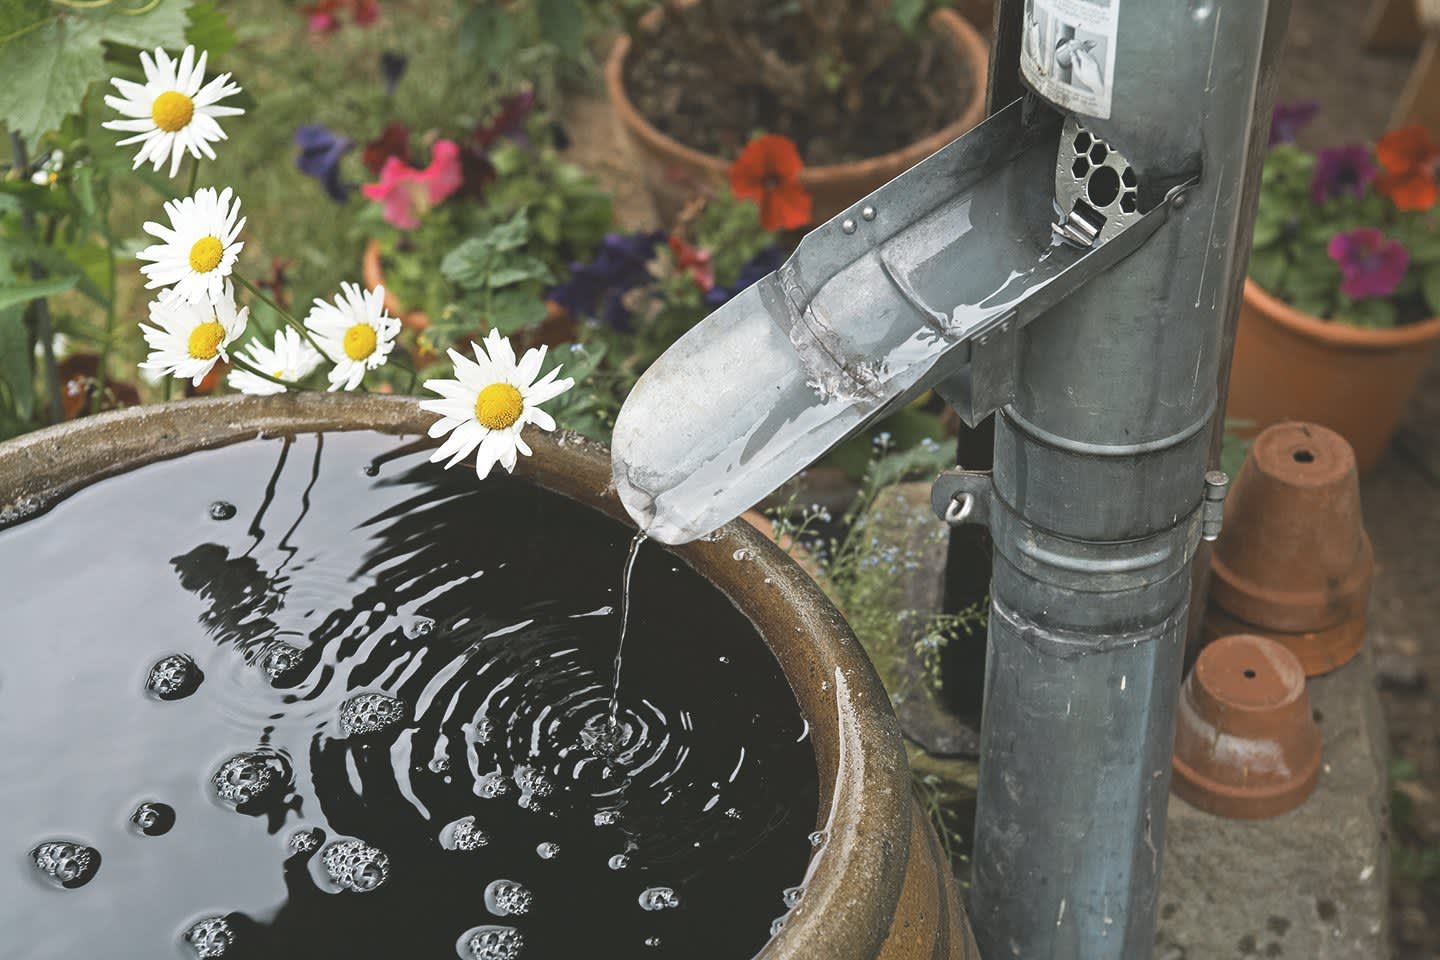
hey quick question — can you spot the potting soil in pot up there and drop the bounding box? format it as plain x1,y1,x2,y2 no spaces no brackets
0,432,818,959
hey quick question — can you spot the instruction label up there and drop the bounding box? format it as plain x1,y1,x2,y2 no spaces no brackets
1019,0,1119,119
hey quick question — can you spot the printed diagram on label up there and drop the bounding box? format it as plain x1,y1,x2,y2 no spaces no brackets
1021,0,1119,120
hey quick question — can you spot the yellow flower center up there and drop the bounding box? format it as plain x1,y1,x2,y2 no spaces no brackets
188,236,224,273
151,91,195,132
343,322,378,361
187,320,226,360
475,383,524,430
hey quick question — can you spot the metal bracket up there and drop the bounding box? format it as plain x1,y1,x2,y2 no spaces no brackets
1201,470,1230,541
932,468,993,528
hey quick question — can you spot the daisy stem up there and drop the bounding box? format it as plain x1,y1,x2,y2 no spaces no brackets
229,355,303,390
233,273,336,365
185,155,199,198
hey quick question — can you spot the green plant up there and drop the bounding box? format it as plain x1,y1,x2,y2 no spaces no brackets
1250,114,1440,328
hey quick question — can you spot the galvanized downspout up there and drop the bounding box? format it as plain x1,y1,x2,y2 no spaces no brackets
955,2,1291,956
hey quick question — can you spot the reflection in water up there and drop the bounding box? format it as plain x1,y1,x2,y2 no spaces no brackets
0,431,816,959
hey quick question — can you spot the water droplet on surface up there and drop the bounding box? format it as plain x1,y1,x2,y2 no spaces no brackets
463,925,524,960
321,839,391,893
608,853,629,870
724,807,742,820
782,885,804,908
184,916,234,957
579,713,628,758
645,937,661,948
638,886,681,911
732,548,753,562
440,815,489,851
339,692,407,736
770,916,786,937
130,801,174,836
428,755,451,773
212,752,282,807
403,617,434,639
287,828,322,854
535,841,560,860
146,654,203,700
207,501,236,521
30,840,99,888
484,878,534,916
471,717,495,745
808,830,827,847
475,770,511,799
718,656,730,664
362,463,380,477
259,642,303,682
593,809,620,827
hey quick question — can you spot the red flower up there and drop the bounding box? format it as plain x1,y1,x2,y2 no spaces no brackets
302,0,378,33
729,134,812,231
1376,124,1440,212
362,122,410,176
668,234,714,292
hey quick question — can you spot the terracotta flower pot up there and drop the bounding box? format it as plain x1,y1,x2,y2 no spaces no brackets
1172,633,1323,820
1227,278,1440,472
1204,421,1373,675
361,238,575,352
606,8,990,226
0,393,978,959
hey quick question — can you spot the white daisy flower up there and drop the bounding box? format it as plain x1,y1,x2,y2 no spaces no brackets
420,330,576,480
304,282,400,391
138,281,248,387
227,327,324,396
102,45,245,178
136,186,246,304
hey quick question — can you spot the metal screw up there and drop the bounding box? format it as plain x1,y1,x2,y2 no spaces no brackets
1201,470,1230,542
861,205,877,221
1171,193,1187,209
841,219,857,235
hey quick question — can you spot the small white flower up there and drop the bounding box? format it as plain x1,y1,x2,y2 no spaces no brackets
420,329,576,479
102,45,244,178
137,186,246,304
139,281,248,386
227,327,324,396
304,282,400,391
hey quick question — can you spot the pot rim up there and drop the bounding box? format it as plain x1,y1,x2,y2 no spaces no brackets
605,7,990,190
0,393,913,960
1243,277,1440,351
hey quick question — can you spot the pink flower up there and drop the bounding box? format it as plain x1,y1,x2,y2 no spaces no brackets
1326,227,1409,300
361,139,463,230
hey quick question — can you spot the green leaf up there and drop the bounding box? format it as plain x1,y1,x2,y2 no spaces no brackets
537,0,584,58
184,0,234,56
0,274,79,313
1332,297,1396,329
890,0,929,32
458,5,515,73
0,304,33,422
487,255,554,289
1423,263,1440,316
1247,248,1287,293
487,210,531,252
0,18,104,144
485,288,547,335
0,0,194,141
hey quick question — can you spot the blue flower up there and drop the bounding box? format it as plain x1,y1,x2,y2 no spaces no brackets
703,245,785,308
549,232,664,331
294,125,354,203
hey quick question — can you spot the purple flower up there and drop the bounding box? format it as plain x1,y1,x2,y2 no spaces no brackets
380,51,408,97
1269,101,1319,146
703,246,785,307
474,90,537,152
1327,228,1409,300
1310,145,1377,204
548,231,665,330
294,125,353,203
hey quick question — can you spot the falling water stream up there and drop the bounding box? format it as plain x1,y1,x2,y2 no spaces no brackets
0,432,817,959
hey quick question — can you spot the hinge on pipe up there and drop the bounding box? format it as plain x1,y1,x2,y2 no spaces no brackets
932,468,993,528
1201,470,1230,541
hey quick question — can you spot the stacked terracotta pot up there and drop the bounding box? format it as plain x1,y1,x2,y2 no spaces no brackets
1173,422,1372,819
